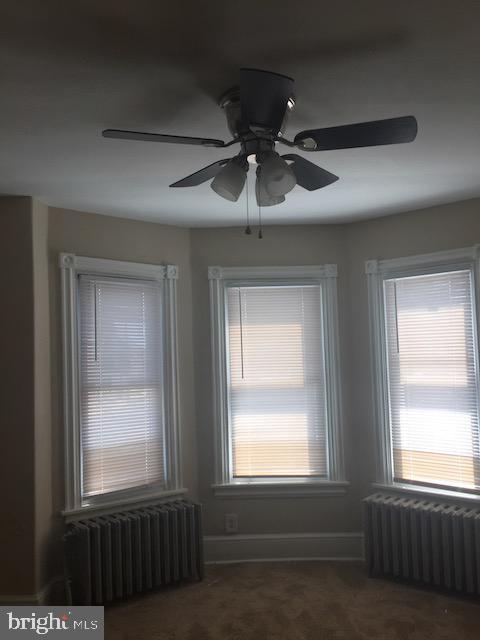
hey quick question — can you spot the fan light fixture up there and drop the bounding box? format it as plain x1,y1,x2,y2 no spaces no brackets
102,68,418,212
255,166,285,207
260,152,297,197
210,158,247,202
212,152,295,204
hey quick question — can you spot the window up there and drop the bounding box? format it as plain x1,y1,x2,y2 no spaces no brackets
367,247,480,497
78,276,164,498
227,284,326,478
209,265,346,496
60,254,183,512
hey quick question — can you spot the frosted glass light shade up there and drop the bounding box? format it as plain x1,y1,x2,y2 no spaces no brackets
261,152,296,197
255,171,285,206
211,159,247,202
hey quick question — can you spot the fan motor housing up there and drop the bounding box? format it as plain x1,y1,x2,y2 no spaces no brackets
219,86,295,140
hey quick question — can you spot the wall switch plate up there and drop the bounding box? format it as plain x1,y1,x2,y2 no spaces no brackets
224,513,238,534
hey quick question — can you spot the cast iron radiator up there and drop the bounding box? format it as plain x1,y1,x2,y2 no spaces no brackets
363,493,480,595
64,500,204,605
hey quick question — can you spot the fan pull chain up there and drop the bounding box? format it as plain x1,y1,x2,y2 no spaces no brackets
244,174,252,235
258,203,263,239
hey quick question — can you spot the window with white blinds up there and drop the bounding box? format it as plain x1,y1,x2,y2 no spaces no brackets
384,269,480,492
78,275,165,500
225,283,327,479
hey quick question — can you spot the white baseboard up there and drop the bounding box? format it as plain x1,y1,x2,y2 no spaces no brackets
0,576,64,606
204,532,365,564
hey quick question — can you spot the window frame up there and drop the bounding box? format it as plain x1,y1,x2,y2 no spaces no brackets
366,245,480,502
209,265,347,497
60,253,185,514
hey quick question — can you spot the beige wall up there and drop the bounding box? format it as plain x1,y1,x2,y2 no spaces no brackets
47,207,199,519
2,194,480,596
190,198,480,536
190,225,363,534
2,203,200,598
0,197,36,597
32,199,55,593
345,198,480,503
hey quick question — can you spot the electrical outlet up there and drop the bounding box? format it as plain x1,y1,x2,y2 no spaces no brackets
224,513,238,534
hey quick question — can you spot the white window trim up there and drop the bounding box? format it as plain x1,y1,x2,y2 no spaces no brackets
366,245,480,502
60,253,185,514
209,264,347,497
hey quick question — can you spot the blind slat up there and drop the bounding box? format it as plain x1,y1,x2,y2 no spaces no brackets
226,284,327,478
384,269,480,491
78,276,165,498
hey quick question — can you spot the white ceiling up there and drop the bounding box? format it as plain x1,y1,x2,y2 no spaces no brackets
0,0,479,226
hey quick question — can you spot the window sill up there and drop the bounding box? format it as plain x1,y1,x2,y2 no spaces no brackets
212,481,349,498
372,482,480,505
62,488,188,522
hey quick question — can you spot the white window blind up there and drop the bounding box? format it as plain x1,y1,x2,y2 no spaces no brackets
78,275,165,499
384,269,480,492
226,284,327,478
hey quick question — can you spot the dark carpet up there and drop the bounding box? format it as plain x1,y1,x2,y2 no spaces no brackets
105,561,480,639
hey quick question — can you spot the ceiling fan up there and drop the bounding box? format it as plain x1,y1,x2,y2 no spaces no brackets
102,68,418,206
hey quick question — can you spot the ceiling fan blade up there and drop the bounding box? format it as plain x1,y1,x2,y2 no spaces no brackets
169,159,231,187
102,129,226,147
282,154,339,191
240,68,294,135
294,116,418,151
